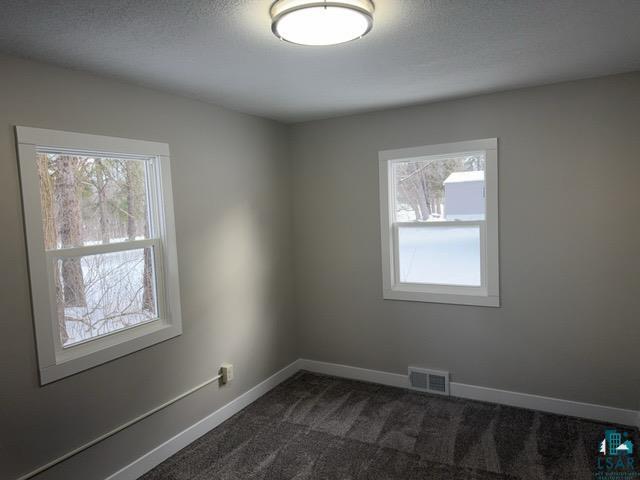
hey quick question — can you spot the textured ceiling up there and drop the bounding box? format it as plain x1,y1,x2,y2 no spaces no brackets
0,0,639,122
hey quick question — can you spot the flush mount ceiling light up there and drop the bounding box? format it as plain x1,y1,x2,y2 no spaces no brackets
271,0,374,46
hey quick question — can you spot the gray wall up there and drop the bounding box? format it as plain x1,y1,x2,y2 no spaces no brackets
290,72,640,411
0,54,296,480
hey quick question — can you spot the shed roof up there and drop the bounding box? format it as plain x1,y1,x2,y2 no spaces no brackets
443,171,485,184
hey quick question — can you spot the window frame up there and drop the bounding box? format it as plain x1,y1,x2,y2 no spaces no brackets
379,138,500,307
16,126,183,384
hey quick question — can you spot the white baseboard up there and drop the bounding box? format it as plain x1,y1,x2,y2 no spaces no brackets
298,358,409,389
450,381,639,428
298,358,640,428
106,359,302,480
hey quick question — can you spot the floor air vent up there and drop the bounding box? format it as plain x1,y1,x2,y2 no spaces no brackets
408,366,450,396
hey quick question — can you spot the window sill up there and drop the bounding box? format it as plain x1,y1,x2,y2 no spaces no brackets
40,321,181,385
383,288,500,307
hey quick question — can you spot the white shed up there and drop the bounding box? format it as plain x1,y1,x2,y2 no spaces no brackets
443,171,485,220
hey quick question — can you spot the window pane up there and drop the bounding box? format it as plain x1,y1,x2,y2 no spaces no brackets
398,226,481,286
392,153,485,222
36,153,151,249
55,247,158,347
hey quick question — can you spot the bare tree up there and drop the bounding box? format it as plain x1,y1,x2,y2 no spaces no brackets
93,159,110,244
124,160,154,313
395,156,484,221
125,160,137,240
55,155,87,307
142,222,154,313
397,160,437,220
37,155,68,344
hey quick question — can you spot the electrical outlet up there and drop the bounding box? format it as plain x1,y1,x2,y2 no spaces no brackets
221,363,234,384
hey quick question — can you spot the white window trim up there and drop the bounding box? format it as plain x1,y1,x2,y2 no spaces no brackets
16,126,183,384
379,138,500,307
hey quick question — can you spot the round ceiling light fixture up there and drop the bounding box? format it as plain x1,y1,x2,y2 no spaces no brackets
270,0,375,46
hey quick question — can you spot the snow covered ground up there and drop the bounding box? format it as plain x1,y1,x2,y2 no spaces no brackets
398,226,481,286
60,248,156,347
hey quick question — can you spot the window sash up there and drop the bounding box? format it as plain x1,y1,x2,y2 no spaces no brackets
46,238,158,258
391,221,487,293
46,237,167,357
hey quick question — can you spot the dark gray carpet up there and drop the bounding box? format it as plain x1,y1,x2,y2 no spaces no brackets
140,371,638,479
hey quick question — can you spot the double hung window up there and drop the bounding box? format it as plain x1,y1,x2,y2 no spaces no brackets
17,127,182,383
379,138,499,307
